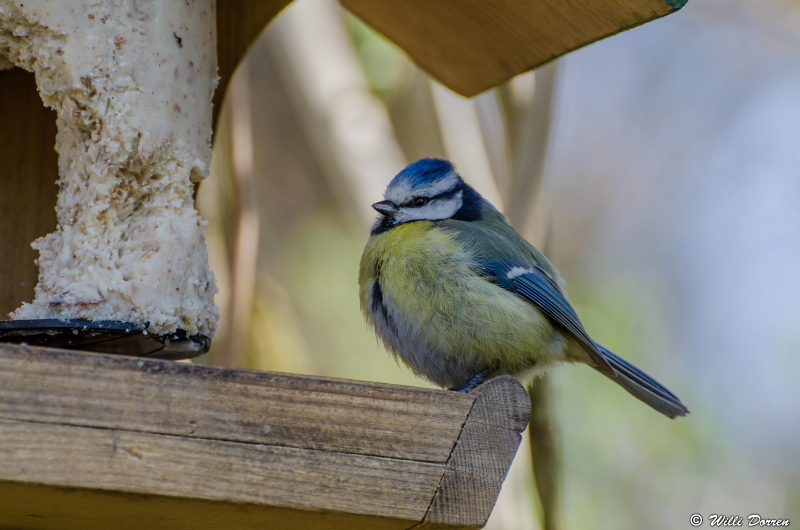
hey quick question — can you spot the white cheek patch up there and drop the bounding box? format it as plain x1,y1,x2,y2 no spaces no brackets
506,266,534,279
394,191,463,223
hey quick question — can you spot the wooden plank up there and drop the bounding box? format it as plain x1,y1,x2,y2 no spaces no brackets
0,344,530,528
0,68,58,318
341,0,684,97
416,376,531,529
0,481,411,530
0,420,439,526
0,344,473,462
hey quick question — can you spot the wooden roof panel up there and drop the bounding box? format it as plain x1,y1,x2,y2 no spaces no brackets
341,0,685,96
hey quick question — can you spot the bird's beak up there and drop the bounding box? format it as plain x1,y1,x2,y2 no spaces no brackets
372,200,398,216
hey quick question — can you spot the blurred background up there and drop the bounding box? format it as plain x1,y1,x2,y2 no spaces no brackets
196,0,800,527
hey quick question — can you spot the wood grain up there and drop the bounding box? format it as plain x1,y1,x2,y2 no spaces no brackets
0,481,413,530
0,68,59,318
417,376,531,529
0,420,440,522
0,344,473,462
341,0,679,97
0,344,530,529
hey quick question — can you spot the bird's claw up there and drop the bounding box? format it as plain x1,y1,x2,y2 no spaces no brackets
452,368,493,392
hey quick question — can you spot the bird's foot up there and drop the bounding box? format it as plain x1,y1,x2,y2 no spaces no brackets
452,368,493,393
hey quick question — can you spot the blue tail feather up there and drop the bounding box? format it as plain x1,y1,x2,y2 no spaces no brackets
596,344,689,419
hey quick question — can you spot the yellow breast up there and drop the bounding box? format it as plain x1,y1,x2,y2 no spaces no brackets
359,222,565,376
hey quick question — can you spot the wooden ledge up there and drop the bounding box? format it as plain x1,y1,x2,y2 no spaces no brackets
0,344,530,530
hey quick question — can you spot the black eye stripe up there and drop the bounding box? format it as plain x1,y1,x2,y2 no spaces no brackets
401,189,459,208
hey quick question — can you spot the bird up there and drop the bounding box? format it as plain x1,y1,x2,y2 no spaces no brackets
359,158,688,418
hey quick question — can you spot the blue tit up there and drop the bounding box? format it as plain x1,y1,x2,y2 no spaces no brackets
359,158,688,418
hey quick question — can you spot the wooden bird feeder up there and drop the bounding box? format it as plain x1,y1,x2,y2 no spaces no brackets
0,0,685,527
0,344,530,530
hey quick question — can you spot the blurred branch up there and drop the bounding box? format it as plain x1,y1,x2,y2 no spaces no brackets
266,0,406,229
480,65,560,530
430,81,504,208
512,65,561,530
219,59,260,368
526,210,560,530
526,374,560,530
385,68,449,164
474,89,513,201
502,63,559,243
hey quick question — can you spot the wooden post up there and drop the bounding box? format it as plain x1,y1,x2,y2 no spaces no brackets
0,343,530,529
0,68,58,318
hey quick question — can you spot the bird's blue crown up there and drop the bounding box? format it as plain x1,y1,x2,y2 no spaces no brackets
371,158,485,235
388,158,459,192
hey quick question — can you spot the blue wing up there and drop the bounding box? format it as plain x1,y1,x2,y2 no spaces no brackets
479,261,616,376
440,216,689,417
477,260,689,417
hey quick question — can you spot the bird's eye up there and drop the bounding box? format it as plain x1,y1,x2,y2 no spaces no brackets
412,197,428,207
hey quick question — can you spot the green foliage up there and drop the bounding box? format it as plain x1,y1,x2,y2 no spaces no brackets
285,212,425,387
552,267,788,529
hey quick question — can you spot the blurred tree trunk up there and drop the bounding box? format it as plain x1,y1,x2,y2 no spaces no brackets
527,374,561,530
515,64,561,530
